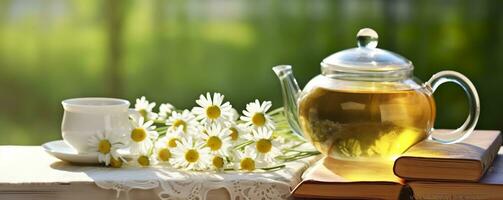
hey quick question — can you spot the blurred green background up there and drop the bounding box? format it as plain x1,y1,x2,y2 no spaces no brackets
0,0,502,145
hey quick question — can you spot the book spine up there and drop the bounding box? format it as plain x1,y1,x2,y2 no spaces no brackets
414,193,501,200
480,133,502,179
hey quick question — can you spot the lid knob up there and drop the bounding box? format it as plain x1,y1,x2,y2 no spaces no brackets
356,28,378,48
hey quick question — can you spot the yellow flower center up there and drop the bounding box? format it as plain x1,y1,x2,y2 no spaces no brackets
212,156,224,169
110,157,123,168
206,105,221,119
251,113,266,126
167,138,178,148
131,128,147,142
139,109,148,119
173,119,187,132
137,155,150,166
98,139,111,154
185,149,199,163
240,157,255,171
206,136,222,151
256,139,272,154
158,148,171,161
229,128,238,141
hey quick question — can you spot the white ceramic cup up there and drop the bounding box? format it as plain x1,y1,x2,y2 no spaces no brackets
61,97,134,153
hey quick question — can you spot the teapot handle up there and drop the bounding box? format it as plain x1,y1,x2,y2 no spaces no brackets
425,70,480,144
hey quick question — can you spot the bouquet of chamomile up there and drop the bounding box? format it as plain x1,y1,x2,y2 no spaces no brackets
88,93,319,172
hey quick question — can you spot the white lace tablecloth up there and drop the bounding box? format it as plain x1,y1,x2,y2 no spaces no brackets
0,146,319,200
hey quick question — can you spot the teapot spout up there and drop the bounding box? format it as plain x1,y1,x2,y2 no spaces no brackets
272,65,303,137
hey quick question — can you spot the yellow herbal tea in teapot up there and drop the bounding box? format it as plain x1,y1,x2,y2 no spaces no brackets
273,28,480,162
299,87,435,160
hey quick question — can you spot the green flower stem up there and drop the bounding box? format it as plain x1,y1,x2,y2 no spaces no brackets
153,119,166,124
259,164,285,171
277,152,320,162
287,142,305,149
157,131,167,137
268,107,284,116
155,126,168,131
283,154,318,162
232,140,253,150
147,145,154,156
281,156,312,162
222,164,286,172
283,149,319,154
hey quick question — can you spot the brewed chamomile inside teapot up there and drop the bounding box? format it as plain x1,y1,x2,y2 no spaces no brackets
273,28,480,161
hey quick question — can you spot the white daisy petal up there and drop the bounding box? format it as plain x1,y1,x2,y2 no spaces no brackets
166,109,200,135
88,129,127,167
157,103,175,120
171,135,211,171
191,92,234,126
240,100,275,131
134,96,158,121
201,123,233,157
129,117,158,155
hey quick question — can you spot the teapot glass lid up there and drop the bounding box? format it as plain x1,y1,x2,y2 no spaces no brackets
321,28,413,74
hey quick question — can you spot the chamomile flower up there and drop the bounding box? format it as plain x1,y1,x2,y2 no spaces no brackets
155,145,172,164
192,92,233,125
134,154,153,167
88,129,126,166
110,157,124,168
171,136,211,171
240,100,275,131
210,155,226,170
229,108,240,122
154,128,183,163
129,117,158,154
158,127,184,149
157,103,175,120
227,122,250,144
166,109,199,135
236,147,262,172
134,96,158,121
246,127,281,163
201,124,232,156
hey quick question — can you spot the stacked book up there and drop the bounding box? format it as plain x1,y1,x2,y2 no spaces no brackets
292,130,502,200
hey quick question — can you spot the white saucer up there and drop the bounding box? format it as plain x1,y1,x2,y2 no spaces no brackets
42,140,99,164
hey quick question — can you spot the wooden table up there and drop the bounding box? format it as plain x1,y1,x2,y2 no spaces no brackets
0,146,316,200
0,146,166,199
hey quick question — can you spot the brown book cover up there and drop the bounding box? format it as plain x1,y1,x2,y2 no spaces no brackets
292,157,412,200
394,130,502,181
409,148,503,200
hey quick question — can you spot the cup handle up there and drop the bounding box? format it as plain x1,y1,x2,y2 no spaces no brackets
425,70,480,144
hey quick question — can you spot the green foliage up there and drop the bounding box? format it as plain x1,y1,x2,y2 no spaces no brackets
0,0,501,145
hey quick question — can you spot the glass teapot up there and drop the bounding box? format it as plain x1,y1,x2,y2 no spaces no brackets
273,28,480,161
